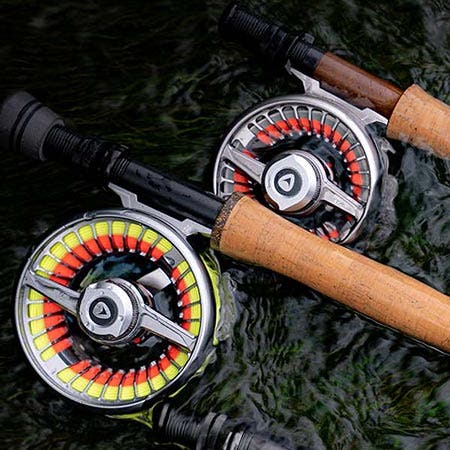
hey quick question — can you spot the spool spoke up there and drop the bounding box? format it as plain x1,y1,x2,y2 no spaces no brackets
140,304,196,351
23,271,79,315
320,180,364,219
224,146,266,183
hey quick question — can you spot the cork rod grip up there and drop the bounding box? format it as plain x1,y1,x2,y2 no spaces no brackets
212,195,450,351
387,84,450,159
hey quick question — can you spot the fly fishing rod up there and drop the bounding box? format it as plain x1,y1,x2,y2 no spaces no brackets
1,91,449,355
220,3,450,159
1,92,292,450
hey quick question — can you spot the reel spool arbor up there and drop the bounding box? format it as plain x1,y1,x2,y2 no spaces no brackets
15,205,219,412
214,72,395,243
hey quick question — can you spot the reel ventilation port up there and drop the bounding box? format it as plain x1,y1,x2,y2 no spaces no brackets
15,210,216,412
214,75,395,243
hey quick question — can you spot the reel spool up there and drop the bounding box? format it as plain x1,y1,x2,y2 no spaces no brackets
15,206,218,412
214,71,395,243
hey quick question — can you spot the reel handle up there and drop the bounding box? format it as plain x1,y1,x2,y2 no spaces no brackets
212,194,450,352
220,3,450,159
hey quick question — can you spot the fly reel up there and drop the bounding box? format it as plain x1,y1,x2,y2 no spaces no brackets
14,190,220,412
214,70,395,243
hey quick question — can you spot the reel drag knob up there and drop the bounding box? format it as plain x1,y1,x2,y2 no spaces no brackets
263,151,364,221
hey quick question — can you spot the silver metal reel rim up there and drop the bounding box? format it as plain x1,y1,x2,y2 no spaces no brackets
213,93,389,243
15,208,216,412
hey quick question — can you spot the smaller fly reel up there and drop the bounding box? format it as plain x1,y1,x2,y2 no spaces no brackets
15,193,219,412
214,70,394,243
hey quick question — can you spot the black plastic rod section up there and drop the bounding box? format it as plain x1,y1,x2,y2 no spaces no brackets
0,91,223,228
219,2,324,75
153,402,293,450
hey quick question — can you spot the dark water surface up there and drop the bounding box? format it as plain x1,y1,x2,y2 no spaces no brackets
0,1,449,449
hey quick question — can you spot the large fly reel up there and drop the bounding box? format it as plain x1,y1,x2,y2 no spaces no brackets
15,202,219,412
214,71,394,243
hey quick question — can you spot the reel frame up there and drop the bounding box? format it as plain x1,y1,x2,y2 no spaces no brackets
213,69,394,243
14,184,220,413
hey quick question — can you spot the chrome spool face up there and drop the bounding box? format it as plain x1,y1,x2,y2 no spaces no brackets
214,91,391,243
15,209,215,412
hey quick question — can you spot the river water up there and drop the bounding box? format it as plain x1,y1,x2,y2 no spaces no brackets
0,1,449,448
